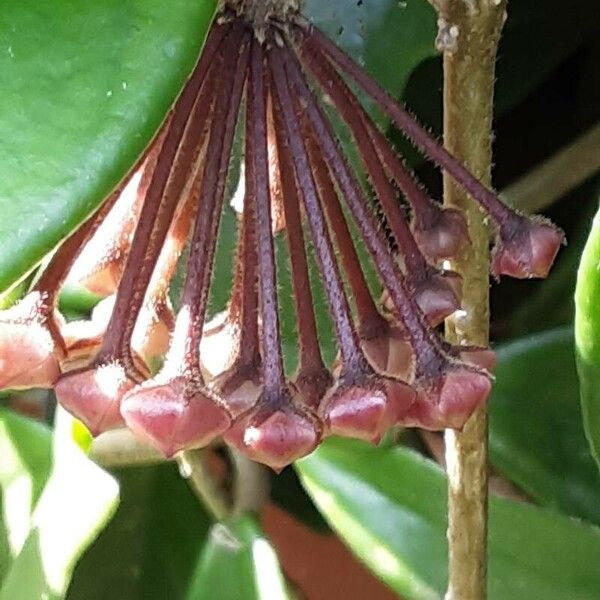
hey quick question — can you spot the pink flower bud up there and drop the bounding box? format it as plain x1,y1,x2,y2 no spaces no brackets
55,361,137,435
0,293,62,390
491,216,564,279
225,397,320,471
400,365,492,430
412,207,469,261
121,376,231,457
320,373,415,443
411,269,462,325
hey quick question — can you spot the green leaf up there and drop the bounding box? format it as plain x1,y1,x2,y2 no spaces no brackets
0,0,218,293
297,438,600,600
489,327,600,525
0,410,52,581
0,409,119,600
186,514,289,600
576,202,600,471
58,285,103,318
68,463,211,600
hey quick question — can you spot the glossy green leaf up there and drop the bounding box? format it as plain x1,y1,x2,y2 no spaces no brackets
489,327,600,525
297,438,600,600
0,0,218,293
576,202,600,471
68,463,211,600
0,410,52,582
0,409,118,600
186,514,289,600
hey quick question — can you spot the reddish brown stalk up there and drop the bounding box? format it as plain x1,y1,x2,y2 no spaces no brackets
61,145,205,373
282,44,436,365
303,121,413,383
223,38,320,471
249,41,286,395
234,203,260,369
271,88,332,407
302,47,459,324
35,190,122,300
170,27,249,376
54,25,231,434
211,189,262,417
283,44,491,430
269,48,364,375
120,29,250,455
72,141,162,296
303,124,387,342
303,24,504,223
304,24,564,279
270,44,416,442
206,42,262,410
97,23,229,371
300,36,468,261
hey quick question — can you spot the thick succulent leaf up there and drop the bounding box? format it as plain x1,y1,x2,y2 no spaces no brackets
186,514,289,600
0,410,52,581
575,202,600,471
0,409,118,600
0,0,218,292
489,327,600,525
68,462,211,600
297,438,600,600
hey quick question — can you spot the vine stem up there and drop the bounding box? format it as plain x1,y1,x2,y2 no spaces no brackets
440,1,506,599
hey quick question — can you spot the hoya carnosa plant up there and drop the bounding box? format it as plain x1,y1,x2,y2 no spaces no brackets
0,2,563,470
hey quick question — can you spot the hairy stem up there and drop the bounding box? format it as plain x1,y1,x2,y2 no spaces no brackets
274,100,327,375
441,2,506,599
304,116,388,340
99,23,228,366
282,44,441,370
304,49,428,276
171,26,249,373
249,39,287,393
269,47,366,373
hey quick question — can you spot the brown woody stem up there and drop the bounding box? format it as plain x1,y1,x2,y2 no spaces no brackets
441,2,506,599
